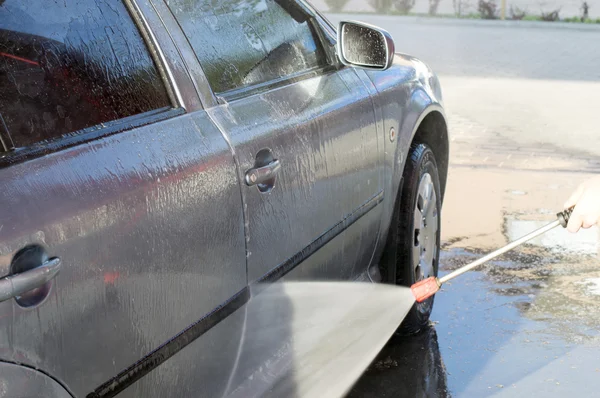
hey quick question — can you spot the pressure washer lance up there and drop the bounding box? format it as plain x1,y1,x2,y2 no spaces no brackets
411,207,575,303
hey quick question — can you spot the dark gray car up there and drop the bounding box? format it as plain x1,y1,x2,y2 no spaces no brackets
0,0,448,396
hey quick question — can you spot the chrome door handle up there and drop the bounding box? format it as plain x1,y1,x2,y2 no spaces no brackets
245,159,281,186
0,257,61,303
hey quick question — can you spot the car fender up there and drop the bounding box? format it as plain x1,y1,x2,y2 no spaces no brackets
398,55,445,157
361,54,448,279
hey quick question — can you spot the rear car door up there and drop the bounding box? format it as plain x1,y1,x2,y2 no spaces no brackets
0,1,246,397
167,0,384,283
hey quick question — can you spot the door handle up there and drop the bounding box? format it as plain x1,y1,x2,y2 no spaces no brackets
0,257,61,303
245,159,281,186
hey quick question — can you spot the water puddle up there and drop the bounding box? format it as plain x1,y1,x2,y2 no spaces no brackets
439,239,600,339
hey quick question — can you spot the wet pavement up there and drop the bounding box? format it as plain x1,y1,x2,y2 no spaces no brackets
341,13,600,397
348,136,600,397
348,152,600,395
350,240,600,396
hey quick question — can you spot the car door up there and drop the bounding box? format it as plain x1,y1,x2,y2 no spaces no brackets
167,0,384,284
0,1,246,397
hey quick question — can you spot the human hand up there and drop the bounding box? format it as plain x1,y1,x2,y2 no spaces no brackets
564,176,600,233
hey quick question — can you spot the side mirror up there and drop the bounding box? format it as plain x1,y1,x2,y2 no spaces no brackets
337,21,395,71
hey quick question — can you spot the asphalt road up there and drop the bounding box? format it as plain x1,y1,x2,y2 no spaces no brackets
314,0,600,19
328,14,600,157
333,15,600,397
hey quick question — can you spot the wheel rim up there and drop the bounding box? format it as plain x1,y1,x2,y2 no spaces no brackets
412,173,438,313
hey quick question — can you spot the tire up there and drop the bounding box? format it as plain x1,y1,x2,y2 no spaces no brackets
396,143,442,334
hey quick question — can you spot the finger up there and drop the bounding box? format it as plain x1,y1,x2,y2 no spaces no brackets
565,184,585,209
567,209,583,233
582,215,598,229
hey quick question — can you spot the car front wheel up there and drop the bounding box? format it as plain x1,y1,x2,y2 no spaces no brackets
396,142,441,334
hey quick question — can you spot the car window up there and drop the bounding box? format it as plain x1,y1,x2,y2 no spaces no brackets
0,0,171,148
167,0,328,94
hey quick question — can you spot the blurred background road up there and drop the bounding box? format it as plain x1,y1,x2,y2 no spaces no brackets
327,14,600,157
315,0,600,18
323,13,600,397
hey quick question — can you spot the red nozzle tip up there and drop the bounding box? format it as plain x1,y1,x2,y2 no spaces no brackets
411,277,441,303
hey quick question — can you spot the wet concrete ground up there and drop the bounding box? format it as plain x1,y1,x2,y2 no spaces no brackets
351,243,600,397
341,14,600,397
350,178,600,396
349,144,600,395
348,127,600,397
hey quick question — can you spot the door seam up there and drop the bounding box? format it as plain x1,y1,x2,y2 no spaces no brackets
351,68,386,273
205,108,251,285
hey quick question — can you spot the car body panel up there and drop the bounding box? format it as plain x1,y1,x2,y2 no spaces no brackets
0,110,246,397
0,0,448,395
207,65,383,283
362,55,446,271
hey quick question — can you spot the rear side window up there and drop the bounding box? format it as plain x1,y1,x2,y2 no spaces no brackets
167,0,327,94
0,0,171,148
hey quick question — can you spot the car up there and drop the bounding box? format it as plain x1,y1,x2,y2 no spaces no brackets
0,0,448,396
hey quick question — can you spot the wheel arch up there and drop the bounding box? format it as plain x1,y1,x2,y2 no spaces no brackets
377,102,448,285
410,109,449,202
365,60,449,285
